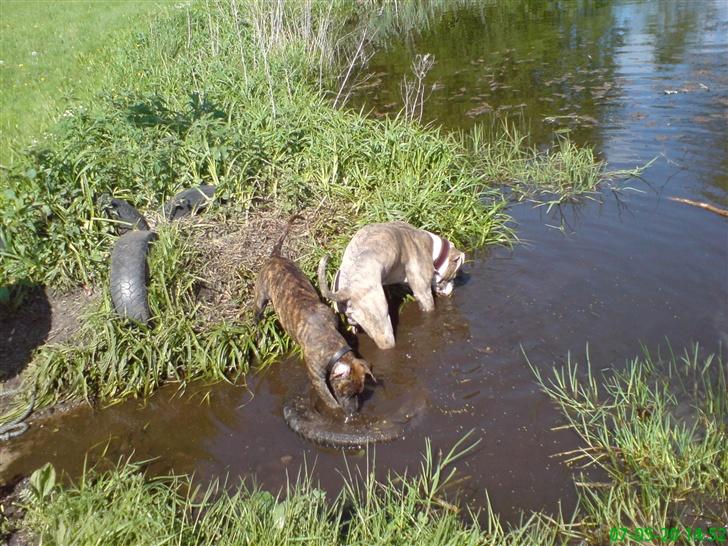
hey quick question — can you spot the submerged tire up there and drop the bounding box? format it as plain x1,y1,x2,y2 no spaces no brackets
110,230,158,323
283,394,425,448
164,185,216,221
108,198,150,234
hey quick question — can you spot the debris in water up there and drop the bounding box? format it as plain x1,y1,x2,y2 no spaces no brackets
465,103,493,117
668,197,728,218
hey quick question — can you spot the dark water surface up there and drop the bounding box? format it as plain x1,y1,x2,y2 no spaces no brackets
2,0,727,523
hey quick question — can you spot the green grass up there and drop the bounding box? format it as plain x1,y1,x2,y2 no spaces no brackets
10,345,725,545
0,0,170,166
21,224,293,411
16,435,577,545
531,344,727,544
467,119,650,207
0,0,624,419
0,0,513,417
0,0,511,291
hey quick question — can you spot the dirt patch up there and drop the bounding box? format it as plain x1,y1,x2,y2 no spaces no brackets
1,286,93,414
0,286,92,377
187,204,346,324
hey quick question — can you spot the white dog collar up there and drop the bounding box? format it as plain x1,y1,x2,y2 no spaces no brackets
428,232,451,277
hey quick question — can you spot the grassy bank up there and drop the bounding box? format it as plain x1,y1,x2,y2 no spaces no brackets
1,0,514,414
6,345,725,545
0,0,169,165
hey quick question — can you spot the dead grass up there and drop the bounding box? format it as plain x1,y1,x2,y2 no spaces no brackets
187,204,342,323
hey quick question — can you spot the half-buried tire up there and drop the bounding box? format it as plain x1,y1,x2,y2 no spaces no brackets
164,184,216,221
110,230,158,324
283,394,425,448
108,198,150,234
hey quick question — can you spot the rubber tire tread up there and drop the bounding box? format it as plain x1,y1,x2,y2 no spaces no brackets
283,395,424,448
110,231,158,323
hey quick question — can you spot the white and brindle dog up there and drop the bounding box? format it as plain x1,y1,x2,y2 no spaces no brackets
317,221,465,350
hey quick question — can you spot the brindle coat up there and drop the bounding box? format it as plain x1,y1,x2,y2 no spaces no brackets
318,221,465,350
254,225,372,416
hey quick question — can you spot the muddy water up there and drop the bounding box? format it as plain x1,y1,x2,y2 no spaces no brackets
2,0,727,523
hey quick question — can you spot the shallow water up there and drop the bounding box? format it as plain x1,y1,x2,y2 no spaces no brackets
2,0,727,523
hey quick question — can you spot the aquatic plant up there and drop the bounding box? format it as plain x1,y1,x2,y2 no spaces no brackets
531,344,727,544
467,119,649,206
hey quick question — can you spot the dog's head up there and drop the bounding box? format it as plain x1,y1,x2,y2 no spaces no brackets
328,354,374,418
434,245,465,297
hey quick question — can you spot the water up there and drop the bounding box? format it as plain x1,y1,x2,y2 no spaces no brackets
2,0,726,523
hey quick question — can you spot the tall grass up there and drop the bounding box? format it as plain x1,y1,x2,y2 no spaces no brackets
19,225,291,413
467,119,649,206
531,344,727,544
0,0,510,290
17,436,578,545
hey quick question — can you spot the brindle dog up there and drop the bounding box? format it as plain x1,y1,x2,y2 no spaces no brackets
253,219,373,417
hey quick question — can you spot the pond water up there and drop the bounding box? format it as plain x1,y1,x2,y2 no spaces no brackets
2,0,726,523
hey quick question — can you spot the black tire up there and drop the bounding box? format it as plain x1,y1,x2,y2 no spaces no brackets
164,185,216,221
283,394,425,448
110,231,158,323
109,198,150,234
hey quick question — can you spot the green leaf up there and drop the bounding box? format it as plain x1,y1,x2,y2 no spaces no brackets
28,462,56,503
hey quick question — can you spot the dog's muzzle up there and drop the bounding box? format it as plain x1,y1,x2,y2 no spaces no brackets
435,279,454,296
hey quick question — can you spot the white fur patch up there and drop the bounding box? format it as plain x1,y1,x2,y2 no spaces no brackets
331,362,350,378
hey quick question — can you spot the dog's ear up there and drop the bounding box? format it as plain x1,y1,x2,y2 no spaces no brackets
331,361,350,378
360,360,376,382
447,249,465,275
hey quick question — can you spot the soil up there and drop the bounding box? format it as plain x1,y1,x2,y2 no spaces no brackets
188,203,347,323
0,286,93,411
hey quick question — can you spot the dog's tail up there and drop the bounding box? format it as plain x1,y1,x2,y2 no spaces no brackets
271,214,303,257
317,254,351,303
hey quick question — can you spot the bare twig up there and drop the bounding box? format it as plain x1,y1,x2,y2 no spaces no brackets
668,196,728,218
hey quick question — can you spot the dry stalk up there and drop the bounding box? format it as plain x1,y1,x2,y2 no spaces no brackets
401,53,435,122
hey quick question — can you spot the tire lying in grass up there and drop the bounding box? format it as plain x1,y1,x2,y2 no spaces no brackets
164,184,216,221
101,195,150,234
110,230,158,324
283,393,425,448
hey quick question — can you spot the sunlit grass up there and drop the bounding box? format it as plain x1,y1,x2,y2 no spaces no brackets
530,344,727,544
0,0,169,165
467,120,650,207
17,435,579,545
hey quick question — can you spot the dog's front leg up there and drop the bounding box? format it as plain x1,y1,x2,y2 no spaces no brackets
408,271,435,312
252,280,269,324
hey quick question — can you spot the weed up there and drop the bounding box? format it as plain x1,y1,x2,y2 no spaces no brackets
530,344,727,543
466,118,649,207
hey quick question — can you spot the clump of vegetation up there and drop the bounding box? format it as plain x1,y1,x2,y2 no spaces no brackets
0,0,516,416
23,224,291,411
532,344,727,543
467,119,648,206
0,0,510,291
12,345,724,545
17,436,575,545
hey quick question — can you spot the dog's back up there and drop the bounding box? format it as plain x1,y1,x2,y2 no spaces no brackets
256,255,327,337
